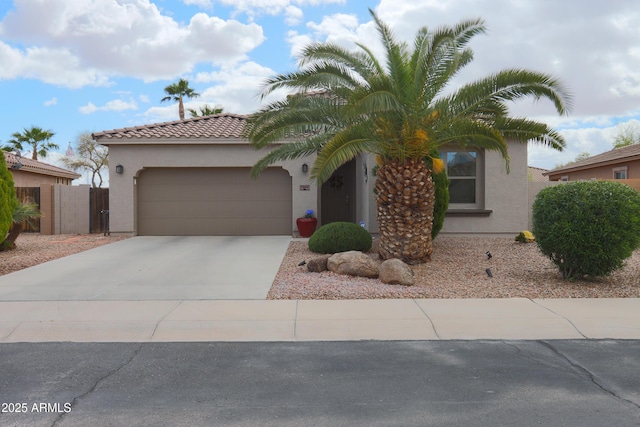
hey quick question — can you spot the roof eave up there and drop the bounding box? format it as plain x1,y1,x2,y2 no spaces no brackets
544,154,640,176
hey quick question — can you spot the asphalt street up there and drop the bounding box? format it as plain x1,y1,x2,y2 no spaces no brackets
1,340,639,426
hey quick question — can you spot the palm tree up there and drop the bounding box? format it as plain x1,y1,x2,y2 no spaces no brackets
188,104,225,118
245,9,571,264
161,78,200,120
4,126,58,160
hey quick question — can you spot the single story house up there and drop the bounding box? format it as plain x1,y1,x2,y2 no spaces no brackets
93,114,531,237
4,151,80,186
528,166,549,182
545,143,640,182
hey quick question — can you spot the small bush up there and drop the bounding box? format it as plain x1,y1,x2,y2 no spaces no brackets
308,221,373,254
532,181,640,279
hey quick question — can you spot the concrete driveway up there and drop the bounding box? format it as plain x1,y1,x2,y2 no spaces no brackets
0,236,291,301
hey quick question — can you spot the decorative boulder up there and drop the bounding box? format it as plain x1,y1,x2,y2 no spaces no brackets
307,255,331,273
327,251,379,278
379,259,414,286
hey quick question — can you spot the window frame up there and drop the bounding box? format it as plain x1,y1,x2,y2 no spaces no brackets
613,166,628,180
439,147,484,210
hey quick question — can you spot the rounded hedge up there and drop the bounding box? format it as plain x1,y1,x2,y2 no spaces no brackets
532,181,640,279
308,221,373,254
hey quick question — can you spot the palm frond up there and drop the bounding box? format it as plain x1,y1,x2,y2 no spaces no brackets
250,138,326,178
495,117,566,150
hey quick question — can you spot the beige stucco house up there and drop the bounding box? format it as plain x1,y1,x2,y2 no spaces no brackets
545,143,640,182
93,114,531,237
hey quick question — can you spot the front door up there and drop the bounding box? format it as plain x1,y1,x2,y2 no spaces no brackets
321,159,356,224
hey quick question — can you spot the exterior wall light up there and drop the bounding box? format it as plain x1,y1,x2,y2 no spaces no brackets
115,164,124,174
301,163,308,173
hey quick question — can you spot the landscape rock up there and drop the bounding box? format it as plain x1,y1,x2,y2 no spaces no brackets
327,251,379,278
307,255,331,272
379,258,414,286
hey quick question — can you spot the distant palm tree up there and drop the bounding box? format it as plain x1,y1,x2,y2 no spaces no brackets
245,9,571,264
188,104,225,118
161,78,200,120
3,126,59,160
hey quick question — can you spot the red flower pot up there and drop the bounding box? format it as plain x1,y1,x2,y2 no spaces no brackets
296,218,317,238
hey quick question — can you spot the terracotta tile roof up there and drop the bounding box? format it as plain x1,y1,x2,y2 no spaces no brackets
3,151,81,180
545,143,640,175
527,166,549,182
93,113,248,143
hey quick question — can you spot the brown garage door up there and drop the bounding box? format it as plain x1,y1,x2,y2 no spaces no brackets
137,167,292,236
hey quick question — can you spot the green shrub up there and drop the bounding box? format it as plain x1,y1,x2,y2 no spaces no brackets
532,181,640,279
0,152,19,241
308,221,373,254
425,152,449,239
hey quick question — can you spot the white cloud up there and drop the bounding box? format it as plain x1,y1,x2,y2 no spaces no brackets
285,6,304,26
44,97,57,106
181,0,212,9
80,98,138,114
0,0,265,87
286,13,375,61
216,0,345,22
79,102,98,115
144,60,287,122
528,117,640,170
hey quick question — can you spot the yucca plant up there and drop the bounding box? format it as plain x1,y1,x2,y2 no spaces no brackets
1,203,43,251
245,9,571,264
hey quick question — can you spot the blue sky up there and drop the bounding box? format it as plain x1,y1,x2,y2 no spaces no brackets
1,0,640,184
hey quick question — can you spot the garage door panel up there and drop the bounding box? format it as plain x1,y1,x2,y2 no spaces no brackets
139,182,291,200
140,217,291,236
140,200,291,218
137,168,292,236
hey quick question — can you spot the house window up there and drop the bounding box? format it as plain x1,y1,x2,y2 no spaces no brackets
440,149,482,207
613,167,627,180
560,175,569,182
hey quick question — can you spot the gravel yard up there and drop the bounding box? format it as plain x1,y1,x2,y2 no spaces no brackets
0,234,128,276
268,237,640,299
2,234,639,299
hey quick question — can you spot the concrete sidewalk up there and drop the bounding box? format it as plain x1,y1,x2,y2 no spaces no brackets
1,298,639,342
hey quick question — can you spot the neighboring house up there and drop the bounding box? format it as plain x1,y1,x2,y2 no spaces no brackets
4,151,80,186
93,114,531,237
528,166,549,182
545,144,640,182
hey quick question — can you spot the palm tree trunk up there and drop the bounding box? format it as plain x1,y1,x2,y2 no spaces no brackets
374,158,435,264
1,223,22,251
178,96,185,120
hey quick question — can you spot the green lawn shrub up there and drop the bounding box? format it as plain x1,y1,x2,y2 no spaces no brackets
0,152,19,241
532,181,640,279
308,221,373,254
